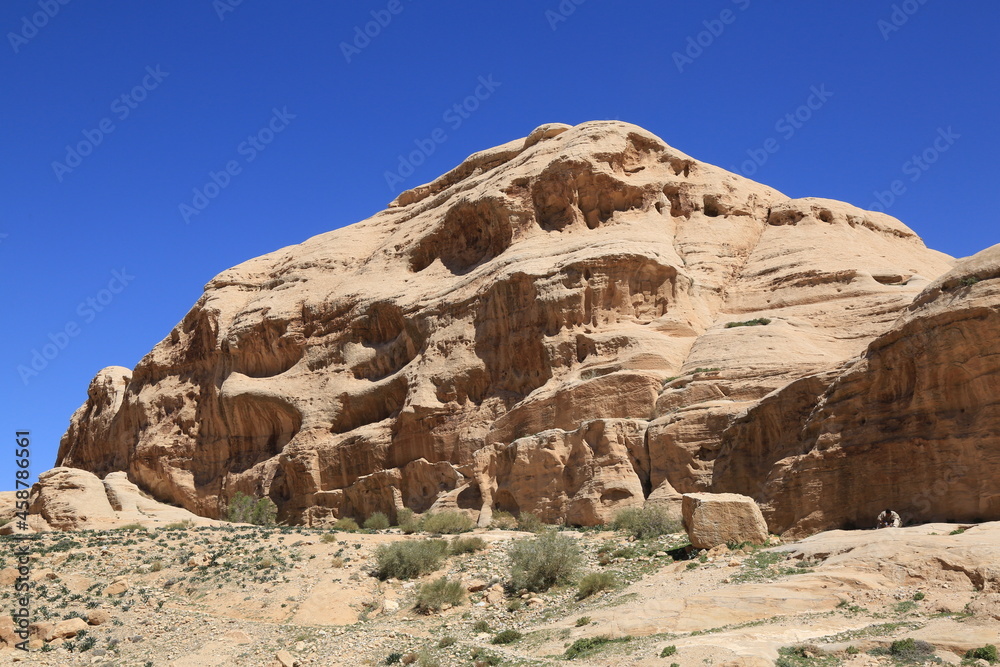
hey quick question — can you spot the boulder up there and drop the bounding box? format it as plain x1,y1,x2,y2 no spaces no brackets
682,493,768,549
52,617,89,639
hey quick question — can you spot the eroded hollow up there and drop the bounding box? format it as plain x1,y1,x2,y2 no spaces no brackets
409,197,515,274
222,394,302,474
348,302,422,382
224,316,304,379
532,160,648,231
330,375,409,435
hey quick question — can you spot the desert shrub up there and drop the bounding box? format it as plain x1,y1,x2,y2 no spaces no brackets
364,512,391,531
226,492,277,526
575,616,591,627
610,506,680,539
966,645,999,663
660,645,677,657
961,276,981,287
163,520,193,530
373,539,448,580
116,523,146,532
450,536,487,555
508,531,582,592
506,599,523,612
415,577,465,613
726,318,772,328
330,557,345,568
149,559,164,573
564,635,631,660
516,512,545,533
415,651,439,667
333,517,360,532
489,511,518,530
889,638,935,661
320,533,338,544
472,619,491,633
471,648,502,666
577,571,617,599
384,653,403,665
491,629,522,645
437,636,456,648
912,591,925,601
421,511,474,535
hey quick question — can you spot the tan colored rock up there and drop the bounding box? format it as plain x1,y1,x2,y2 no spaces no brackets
103,579,129,596
26,467,221,532
51,617,89,639
0,616,18,648
51,121,957,528
682,493,768,549
274,649,296,667
87,609,110,626
27,621,52,642
714,244,1000,535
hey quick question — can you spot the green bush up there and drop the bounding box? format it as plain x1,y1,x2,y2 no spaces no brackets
516,512,545,533
564,635,631,660
421,511,474,534
508,531,582,593
577,571,617,599
226,492,277,526
575,616,591,627
449,536,487,555
373,539,448,580
660,645,677,657
889,638,935,661
491,629,522,645
472,620,491,633
610,506,680,539
364,512,391,530
333,517,360,532
320,533,338,544
961,276,981,287
966,645,999,663
489,511,519,530
415,577,465,613
725,318,772,328
384,653,403,665
116,523,146,532
437,636,456,648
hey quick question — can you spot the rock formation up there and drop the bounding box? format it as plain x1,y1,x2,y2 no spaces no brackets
713,243,1000,536
52,120,995,535
19,467,220,532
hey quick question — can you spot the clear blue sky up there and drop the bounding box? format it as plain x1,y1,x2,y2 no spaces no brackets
2,1,997,487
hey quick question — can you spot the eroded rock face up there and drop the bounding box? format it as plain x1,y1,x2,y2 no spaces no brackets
714,244,1000,536
55,121,960,529
23,467,220,532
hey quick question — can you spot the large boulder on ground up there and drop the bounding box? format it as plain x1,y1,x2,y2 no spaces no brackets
682,492,768,549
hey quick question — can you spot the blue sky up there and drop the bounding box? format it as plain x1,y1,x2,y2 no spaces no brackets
2,0,997,486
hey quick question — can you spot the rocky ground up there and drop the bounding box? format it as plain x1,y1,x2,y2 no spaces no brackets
0,518,997,667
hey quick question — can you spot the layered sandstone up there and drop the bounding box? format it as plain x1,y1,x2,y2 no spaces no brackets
713,244,1000,535
54,121,965,532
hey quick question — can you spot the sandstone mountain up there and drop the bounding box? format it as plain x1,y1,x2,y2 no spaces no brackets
54,121,995,535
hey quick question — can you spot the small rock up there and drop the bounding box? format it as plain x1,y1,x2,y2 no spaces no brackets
88,609,110,626
52,617,89,639
103,579,129,596
275,649,296,667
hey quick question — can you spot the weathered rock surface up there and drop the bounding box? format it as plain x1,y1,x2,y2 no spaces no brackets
52,120,976,533
714,244,1000,535
22,467,221,532
682,492,769,548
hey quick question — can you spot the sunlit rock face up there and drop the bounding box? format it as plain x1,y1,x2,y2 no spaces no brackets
58,120,973,535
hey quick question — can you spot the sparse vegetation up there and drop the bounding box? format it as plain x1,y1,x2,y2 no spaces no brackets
692,367,721,373
449,536,486,555
516,512,545,533
491,629,522,644
364,512,391,530
966,645,999,663
577,571,617,599
660,645,677,657
961,276,981,287
226,492,278,526
333,517,360,532
488,510,518,530
414,577,464,613
508,530,582,593
575,616,591,627
116,523,146,532
610,506,680,539
563,635,632,660
373,539,449,580
885,638,936,662
472,620,491,633
420,511,474,535
726,317,772,328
